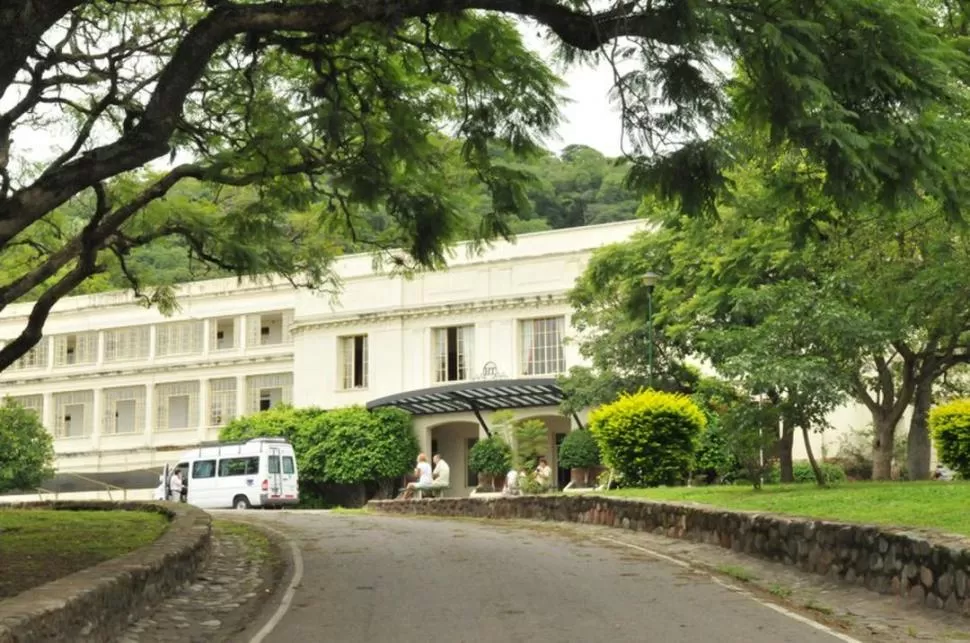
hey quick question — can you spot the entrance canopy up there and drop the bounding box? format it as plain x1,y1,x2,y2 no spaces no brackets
366,378,564,416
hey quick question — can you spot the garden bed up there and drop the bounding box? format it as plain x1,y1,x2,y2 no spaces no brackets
0,507,168,599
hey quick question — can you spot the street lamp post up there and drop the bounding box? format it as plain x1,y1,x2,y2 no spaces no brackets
641,272,660,389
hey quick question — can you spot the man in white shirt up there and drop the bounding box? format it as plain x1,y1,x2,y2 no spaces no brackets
403,453,434,499
431,454,450,492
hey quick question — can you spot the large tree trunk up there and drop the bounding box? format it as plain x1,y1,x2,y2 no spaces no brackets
907,381,934,481
871,416,897,480
777,422,794,483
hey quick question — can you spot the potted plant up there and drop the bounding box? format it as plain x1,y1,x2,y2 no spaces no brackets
558,429,601,488
468,435,512,492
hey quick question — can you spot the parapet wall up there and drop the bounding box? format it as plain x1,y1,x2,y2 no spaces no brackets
0,501,211,643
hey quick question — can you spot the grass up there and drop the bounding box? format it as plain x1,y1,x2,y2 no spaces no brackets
716,564,759,583
213,519,272,563
607,481,970,536
0,509,168,599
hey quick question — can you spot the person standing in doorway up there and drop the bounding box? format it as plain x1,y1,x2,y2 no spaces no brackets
169,469,183,502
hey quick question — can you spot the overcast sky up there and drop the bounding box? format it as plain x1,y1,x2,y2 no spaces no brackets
520,28,625,157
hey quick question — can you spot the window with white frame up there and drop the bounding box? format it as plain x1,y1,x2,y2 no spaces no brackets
209,378,237,426
155,321,203,357
53,390,94,438
6,394,43,419
104,326,150,362
211,317,238,351
11,339,49,371
519,316,565,376
53,332,98,367
156,381,200,430
339,335,368,389
102,386,146,434
245,310,294,347
245,373,292,414
433,325,473,382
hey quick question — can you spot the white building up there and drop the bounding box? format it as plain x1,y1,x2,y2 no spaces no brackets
0,219,878,498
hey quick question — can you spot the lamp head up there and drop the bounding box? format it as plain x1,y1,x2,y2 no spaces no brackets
641,271,660,288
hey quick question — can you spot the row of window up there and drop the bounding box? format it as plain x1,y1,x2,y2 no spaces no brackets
6,373,293,438
189,455,295,480
8,311,294,372
338,316,567,389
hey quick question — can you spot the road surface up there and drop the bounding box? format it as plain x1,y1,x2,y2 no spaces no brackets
235,511,852,643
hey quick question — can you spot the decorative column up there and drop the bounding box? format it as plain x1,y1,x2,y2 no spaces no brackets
198,378,210,442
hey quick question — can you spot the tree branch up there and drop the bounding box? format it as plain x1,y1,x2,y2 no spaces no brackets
0,0,682,248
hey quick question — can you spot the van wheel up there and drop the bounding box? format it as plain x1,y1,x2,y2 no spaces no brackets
233,495,251,510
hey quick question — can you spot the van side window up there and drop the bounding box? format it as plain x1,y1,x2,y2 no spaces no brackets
219,456,259,477
282,456,295,474
268,456,281,474
192,460,216,479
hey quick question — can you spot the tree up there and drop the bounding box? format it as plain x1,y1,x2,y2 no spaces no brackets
930,399,970,478
0,398,55,492
0,0,965,373
318,406,418,498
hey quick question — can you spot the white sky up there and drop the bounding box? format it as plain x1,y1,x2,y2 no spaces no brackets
521,28,626,157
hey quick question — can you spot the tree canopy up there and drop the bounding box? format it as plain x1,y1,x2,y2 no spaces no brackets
1,0,967,374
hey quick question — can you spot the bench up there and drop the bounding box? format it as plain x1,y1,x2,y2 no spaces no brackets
397,485,449,499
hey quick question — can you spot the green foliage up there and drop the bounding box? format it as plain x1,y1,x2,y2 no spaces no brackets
720,400,783,489
930,400,970,478
0,398,55,492
588,389,706,487
766,462,847,485
557,429,601,470
316,407,418,485
220,405,416,493
468,436,513,478
513,419,548,470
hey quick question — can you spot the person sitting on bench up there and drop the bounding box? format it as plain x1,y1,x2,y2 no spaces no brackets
403,453,434,499
429,454,450,496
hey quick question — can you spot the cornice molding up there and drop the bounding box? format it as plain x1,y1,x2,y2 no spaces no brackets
292,292,571,332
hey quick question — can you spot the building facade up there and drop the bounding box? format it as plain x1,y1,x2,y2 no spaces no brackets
0,218,881,496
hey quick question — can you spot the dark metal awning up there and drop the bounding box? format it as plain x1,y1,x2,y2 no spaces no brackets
366,378,564,416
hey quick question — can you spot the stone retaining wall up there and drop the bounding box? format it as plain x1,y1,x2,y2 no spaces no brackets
369,495,970,615
0,501,211,643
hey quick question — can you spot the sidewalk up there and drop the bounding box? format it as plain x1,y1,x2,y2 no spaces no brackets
120,519,283,643
461,518,970,642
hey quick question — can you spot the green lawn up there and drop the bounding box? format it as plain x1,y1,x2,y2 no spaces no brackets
607,482,970,536
0,509,169,599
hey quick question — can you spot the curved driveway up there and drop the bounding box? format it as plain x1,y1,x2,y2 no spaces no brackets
237,510,850,643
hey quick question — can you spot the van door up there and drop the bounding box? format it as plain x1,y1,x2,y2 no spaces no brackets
188,458,218,508
280,451,298,502
266,447,284,504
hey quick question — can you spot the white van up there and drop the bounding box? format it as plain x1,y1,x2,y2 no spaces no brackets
170,437,299,509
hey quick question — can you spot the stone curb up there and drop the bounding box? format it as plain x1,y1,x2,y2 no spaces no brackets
368,494,970,616
0,500,211,643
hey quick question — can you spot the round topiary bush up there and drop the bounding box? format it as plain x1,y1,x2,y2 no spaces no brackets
930,399,970,478
589,389,706,487
558,429,601,486
468,435,513,491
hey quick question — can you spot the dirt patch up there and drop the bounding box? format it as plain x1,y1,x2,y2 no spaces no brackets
0,508,168,600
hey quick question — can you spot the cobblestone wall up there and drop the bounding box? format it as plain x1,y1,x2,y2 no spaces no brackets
369,495,970,614
0,501,211,643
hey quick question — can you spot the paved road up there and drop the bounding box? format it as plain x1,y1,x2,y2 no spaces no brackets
236,511,850,643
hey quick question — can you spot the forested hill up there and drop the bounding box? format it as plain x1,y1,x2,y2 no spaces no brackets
97,144,641,293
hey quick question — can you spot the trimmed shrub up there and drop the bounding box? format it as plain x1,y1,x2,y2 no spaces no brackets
558,429,601,470
931,399,970,478
469,435,513,490
765,461,847,485
589,389,706,487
